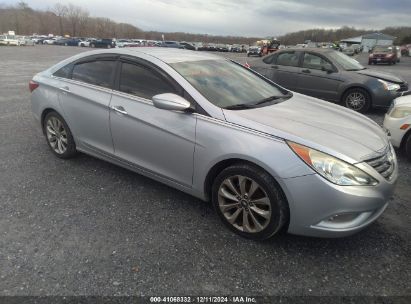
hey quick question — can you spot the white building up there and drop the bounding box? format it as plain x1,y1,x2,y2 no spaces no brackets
340,32,396,52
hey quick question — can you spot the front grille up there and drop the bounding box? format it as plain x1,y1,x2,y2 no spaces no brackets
365,147,395,180
399,83,408,92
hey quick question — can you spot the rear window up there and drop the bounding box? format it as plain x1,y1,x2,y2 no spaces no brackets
72,60,115,88
53,63,73,79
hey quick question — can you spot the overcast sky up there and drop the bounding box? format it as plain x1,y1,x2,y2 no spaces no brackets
4,0,411,37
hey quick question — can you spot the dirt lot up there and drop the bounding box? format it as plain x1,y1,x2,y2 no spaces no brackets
0,45,410,297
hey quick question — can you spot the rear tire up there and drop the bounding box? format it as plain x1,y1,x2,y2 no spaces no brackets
43,111,77,159
212,163,289,240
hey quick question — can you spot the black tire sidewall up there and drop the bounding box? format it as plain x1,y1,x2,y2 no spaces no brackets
212,164,288,240
405,133,411,161
343,88,371,113
43,111,77,159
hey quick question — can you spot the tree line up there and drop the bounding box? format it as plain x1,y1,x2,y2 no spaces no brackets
0,2,259,44
278,26,411,46
1,2,410,45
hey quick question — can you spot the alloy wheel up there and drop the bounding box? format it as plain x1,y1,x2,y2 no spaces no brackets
218,175,271,233
46,117,68,154
346,92,366,111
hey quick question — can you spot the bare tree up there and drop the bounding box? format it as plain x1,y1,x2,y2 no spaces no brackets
77,9,89,37
52,3,67,36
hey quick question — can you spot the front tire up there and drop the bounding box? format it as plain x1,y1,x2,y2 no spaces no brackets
343,88,371,113
404,133,411,161
212,163,288,240
43,111,77,159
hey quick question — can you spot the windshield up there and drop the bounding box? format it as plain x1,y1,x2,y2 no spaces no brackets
170,59,286,108
373,46,391,52
327,51,364,71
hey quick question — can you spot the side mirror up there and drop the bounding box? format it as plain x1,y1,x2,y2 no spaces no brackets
152,93,191,112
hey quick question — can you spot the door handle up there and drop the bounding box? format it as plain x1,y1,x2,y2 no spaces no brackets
271,65,279,69
302,69,311,73
59,86,70,93
111,105,128,115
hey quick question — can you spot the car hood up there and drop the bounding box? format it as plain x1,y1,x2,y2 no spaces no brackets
356,69,403,83
223,93,389,163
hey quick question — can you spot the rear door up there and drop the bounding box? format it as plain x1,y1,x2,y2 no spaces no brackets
56,55,116,154
267,51,302,91
297,52,342,101
109,57,196,186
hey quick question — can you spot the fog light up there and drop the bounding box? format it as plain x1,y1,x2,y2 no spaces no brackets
315,211,373,229
326,213,358,223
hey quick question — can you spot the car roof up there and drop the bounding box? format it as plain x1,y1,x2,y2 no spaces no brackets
76,47,223,64
279,48,333,53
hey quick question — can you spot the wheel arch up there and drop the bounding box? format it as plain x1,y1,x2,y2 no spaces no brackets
203,157,287,203
40,108,65,134
203,157,291,232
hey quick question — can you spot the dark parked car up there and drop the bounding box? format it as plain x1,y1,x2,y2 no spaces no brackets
206,43,218,51
161,41,184,48
89,39,116,49
231,44,242,52
179,42,196,50
251,48,408,113
247,45,263,57
54,38,81,46
369,46,397,65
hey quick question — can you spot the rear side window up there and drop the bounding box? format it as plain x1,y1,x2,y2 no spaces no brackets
262,54,276,64
72,60,115,88
276,52,300,67
119,62,177,99
53,63,73,79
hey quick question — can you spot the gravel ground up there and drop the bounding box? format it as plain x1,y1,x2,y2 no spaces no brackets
0,45,410,297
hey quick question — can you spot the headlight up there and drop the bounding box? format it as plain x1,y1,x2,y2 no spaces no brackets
288,142,378,186
390,106,411,118
378,79,400,91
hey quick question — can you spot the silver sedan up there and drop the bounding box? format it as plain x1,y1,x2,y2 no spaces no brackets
30,48,397,239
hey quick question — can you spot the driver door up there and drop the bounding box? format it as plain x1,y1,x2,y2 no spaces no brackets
297,52,342,102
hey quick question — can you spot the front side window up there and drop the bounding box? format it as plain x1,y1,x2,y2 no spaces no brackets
119,62,177,99
276,52,300,67
72,60,115,88
302,53,332,70
170,59,286,108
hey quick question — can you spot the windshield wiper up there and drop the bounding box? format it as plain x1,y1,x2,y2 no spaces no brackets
346,67,366,71
253,92,293,105
224,92,293,110
224,103,256,110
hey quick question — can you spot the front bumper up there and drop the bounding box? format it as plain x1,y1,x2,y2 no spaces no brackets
383,114,410,148
369,57,394,64
281,161,397,237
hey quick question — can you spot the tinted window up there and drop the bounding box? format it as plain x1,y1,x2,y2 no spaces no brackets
262,54,276,64
119,62,177,99
72,60,115,88
276,52,299,67
53,63,73,79
302,53,332,70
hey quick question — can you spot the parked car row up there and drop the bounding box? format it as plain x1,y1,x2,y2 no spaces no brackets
0,34,35,46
